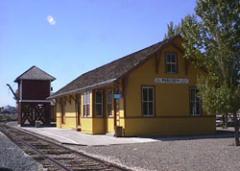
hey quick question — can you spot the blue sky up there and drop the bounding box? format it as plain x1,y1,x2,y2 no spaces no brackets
0,0,196,106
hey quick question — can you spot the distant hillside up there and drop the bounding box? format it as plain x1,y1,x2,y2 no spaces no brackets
0,105,16,114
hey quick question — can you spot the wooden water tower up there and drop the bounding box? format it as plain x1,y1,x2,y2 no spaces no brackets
14,66,55,126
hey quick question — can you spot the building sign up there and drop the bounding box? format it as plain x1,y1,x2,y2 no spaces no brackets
154,78,189,84
114,94,122,99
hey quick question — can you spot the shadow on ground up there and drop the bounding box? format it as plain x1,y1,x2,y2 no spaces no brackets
128,129,235,142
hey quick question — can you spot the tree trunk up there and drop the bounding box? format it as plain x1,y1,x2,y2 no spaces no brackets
223,113,228,128
233,112,240,146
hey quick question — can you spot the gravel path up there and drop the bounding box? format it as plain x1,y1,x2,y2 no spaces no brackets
0,132,43,171
66,133,240,171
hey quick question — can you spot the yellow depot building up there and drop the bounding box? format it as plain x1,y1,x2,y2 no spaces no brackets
49,35,216,136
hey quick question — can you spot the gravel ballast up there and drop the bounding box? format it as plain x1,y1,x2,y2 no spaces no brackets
0,132,43,171
66,133,240,171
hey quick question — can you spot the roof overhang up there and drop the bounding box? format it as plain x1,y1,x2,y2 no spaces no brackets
47,78,117,99
14,66,56,83
14,78,56,83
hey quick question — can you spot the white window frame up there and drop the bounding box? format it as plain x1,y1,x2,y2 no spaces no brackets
106,90,113,116
83,91,90,116
142,86,155,116
95,90,103,116
190,87,202,116
165,53,177,73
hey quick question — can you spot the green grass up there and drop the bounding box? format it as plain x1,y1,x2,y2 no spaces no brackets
0,114,17,122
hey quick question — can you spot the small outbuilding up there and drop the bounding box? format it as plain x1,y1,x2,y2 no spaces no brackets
15,66,55,126
49,35,216,136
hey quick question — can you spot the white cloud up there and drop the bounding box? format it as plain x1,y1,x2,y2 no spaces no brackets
47,15,56,25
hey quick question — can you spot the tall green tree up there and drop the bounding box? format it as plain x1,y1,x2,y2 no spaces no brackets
180,0,240,145
164,21,181,39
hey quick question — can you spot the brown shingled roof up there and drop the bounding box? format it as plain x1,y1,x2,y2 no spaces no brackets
49,36,180,99
15,66,55,82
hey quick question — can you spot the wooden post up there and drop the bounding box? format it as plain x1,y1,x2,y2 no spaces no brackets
113,83,119,136
102,89,107,134
18,102,21,125
75,94,78,129
113,98,117,128
233,112,240,146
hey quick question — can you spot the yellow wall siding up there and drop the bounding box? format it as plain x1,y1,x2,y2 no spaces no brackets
56,97,77,129
156,85,189,116
65,101,76,115
80,117,113,134
124,117,216,136
106,117,114,133
55,91,116,134
119,118,125,133
56,117,62,128
126,43,203,117
60,117,77,129
92,118,105,134
56,102,61,128
124,40,215,136
80,118,93,134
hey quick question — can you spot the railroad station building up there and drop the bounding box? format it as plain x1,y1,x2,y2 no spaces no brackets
49,35,216,136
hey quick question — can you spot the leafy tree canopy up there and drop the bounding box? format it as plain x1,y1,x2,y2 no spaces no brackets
164,21,181,39
181,0,240,115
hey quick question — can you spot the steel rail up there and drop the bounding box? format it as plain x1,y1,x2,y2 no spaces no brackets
0,124,131,171
0,124,71,171
18,139,72,171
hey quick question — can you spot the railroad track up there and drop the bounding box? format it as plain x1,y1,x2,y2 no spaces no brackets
0,124,130,171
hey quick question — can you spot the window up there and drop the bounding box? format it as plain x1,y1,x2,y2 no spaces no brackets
142,86,155,116
165,53,177,73
106,90,113,116
190,87,202,116
95,90,103,116
83,92,90,116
